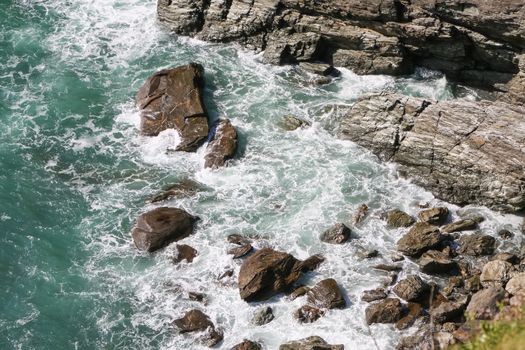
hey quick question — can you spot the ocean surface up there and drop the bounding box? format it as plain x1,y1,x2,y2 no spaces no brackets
1,1,522,349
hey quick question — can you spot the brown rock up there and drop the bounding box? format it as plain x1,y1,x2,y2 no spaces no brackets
131,207,199,252
294,305,325,323
279,336,344,350
430,300,467,323
458,233,496,256
173,309,223,347
204,119,238,169
397,222,444,256
365,298,403,325
280,115,311,131
307,279,346,309
480,260,514,287
227,234,252,245
418,250,457,274
441,219,478,233
418,207,449,225
352,204,369,226
505,272,525,296
289,286,310,300
393,275,429,302
148,179,202,203
173,244,198,263
231,340,262,350
228,244,253,259
361,288,387,302
136,64,209,151
466,287,505,320
396,302,423,330
386,209,415,228
320,223,351,244
252,306,274,326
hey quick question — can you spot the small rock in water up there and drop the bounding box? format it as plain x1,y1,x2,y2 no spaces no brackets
320,223,351,244
497,229,514,239
365,298,403,325
417,207,449,225
300,254,325,271
227,234,252,245
173,309,223,347
280,115,311,131
131,207,200,252
279,336,343,350
372,264,402,272
147,179,202,203
458,233,496,256
228,244,253,259
252,306,274,326
231,340,262,350
173,244,198,263
361,288,387,302
294,305,325,323
393,275,430,302
385,209,415,228
204,119,238,169
307,278,346,309
352,204,369,225
188,291,206,303
397,222,444,256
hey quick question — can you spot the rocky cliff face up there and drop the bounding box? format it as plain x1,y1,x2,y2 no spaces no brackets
338,93,525,212
158,0,525,90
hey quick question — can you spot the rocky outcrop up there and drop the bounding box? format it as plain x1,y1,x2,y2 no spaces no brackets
204,119,238,169
238,248,320,301
131,207,200,252
418,207,449,225
158,1,525,90
385,209,415,228
397,222,444,256
306,278,346,309
136,63,209,152
338,93,525,212
173,309,223,347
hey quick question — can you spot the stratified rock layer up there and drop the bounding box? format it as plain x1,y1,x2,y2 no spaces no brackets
338,93,525,212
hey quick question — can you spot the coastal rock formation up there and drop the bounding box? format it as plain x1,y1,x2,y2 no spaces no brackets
136,63,209,152
173,309,224,347
397,222,444,256
365,298,403,325
279,336,344,350
320,223,351,244
131,207,200,252
158,0,525,89
231,340,262,350
306,278,346,309
204,119,238,169
238,248,320,301
338,93,525,212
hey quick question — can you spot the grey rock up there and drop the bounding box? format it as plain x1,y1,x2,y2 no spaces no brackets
397,222,445,256
361,288,387,303
338,94,525,212
458,234,496,256
393,275,430,302
466,287,505,320
252,306,274,326
299,62,339,76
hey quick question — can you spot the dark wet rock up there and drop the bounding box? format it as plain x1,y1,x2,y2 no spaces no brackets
418,207,449,225
372,264,402,272
397,222,444,257
307,279,346,309
442,219,478,234
173,309,223,347
418,250,458,274
386,209,415,228
361,288,387,303
227,234,252,245
204,119,238,169
357,249,379,259
228,244,253,259
396,328,433,350
443,276,463,297
481,260,514,287
430,299,467,323
458,233,496,256
252,306,274,326
338,94,525,212
393,275,430,302
466,287,505,320
505,272,525,296
173,244,198,263
188,291,206,303
280,115,311,131
320,223,351,244
300,254,325,272
289,286,310,300
498,229,514,239
238,248,319,301
396,302,423,330
136,63,209,152
132,207,200,252
231,340,262,350
365,298,403,325
294,305,325,324
299,62,340,77
352,204,369,226
279,336,344,350
218,268,234,281
148,179,202,203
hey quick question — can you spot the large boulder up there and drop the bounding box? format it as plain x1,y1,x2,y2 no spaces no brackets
393,275,430,302
136,63,209,152
365,298,403,325
307,278,346,309
131,207,199,252
338,94,525,212
397,222,445,256
173,309,223,347
238,248,319,301
480,260,514,287
466,287,505,320
204,119,238,169
279,336,344,350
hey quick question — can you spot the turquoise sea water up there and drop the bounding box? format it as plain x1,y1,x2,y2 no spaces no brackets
1,1,521,349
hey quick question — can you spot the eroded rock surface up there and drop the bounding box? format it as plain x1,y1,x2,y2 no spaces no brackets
338,93,525,212
204,119,238,169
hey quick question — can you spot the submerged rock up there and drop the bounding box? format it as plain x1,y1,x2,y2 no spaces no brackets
338,94,525,212
238,248,319,301
228,244,253,259
365,298,403,325
131,207,199,252
299,62,340,76
279,336,344,350
386,209,415,228
136,63,209,152
397,222,444,256
148,179,202,203
307,278,346,309
352,204,369,226
173,309,223,347
320,223,351,244
204,119,238,169
280,115,311,131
